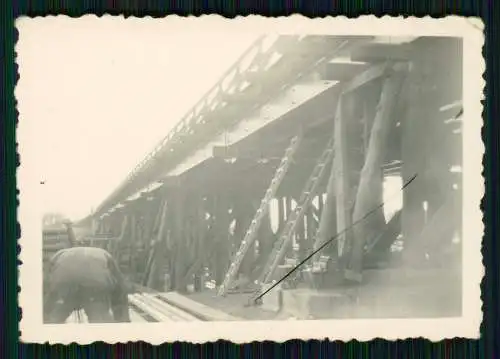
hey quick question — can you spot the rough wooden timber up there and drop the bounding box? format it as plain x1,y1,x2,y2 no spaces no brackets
346,68,406,282
157,292,242,321
63,294,196,323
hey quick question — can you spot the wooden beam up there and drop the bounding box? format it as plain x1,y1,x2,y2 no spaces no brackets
342,61,409,95
312,127,339,263
210,193,232,285
180,197,212,289
145,198,169,289
333,99,351,260
237,199,258,278
342,62,390,94
350,43,413,63
171,189,188,292
346,70,406,283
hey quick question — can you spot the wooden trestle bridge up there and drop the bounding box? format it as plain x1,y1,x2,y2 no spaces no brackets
76,35,463,320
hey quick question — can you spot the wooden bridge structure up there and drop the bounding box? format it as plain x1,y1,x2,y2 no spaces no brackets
78,35,463,319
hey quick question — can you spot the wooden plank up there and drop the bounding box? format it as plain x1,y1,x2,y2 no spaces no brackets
142,293,199,321
128,294,172,322
157,292,242,321
129,308,148,322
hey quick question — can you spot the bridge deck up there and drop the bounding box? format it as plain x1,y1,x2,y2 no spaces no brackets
93,35,376,217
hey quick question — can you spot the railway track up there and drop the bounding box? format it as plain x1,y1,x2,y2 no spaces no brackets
65,293,201,323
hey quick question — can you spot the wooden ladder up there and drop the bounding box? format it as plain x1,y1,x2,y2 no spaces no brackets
251,136,335,300
217,135,302,296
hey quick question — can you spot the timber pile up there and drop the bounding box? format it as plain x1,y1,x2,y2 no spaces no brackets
42,228,71,265
65,293,204,323
157,292,242,321
132,283,242,321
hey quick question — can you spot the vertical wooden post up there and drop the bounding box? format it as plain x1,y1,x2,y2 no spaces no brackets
193,196,206,292
109,214,128,259
142,199,155,244
118,214,129,241
313,106,340,264
237,197,257,278
255,205,275,269
296,205,307,261
128,212,137,277
213,193,231,285
285,196,294,258
146,198,169,290
346,68,405,282
172,187,187,292
306,207,316,241
332,98,351,263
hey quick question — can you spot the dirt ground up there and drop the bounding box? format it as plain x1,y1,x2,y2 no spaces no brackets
184,265,462,320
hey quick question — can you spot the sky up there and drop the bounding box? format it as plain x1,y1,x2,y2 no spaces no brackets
16,17,261,221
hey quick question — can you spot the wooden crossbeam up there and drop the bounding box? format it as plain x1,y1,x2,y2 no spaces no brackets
342,61,409,95
350,43,413,63
341,62,391,94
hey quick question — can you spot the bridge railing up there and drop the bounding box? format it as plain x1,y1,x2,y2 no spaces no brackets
95,35,372,217
122,36,270,183
96,36,278,215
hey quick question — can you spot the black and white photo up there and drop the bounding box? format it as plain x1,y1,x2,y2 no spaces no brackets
17,15,484,343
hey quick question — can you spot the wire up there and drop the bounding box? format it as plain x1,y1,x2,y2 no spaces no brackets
253,173,418,303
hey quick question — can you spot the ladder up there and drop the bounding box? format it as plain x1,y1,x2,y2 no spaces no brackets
252,136,335,298
217,135,302,296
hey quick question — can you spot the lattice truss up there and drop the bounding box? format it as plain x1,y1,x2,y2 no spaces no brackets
95,35,377,218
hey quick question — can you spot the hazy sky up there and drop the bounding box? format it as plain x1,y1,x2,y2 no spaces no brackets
17,17,260,221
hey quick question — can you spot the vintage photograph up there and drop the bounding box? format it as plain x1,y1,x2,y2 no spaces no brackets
17,16,483,343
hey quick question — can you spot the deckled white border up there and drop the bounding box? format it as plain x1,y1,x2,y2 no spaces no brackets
16,15,485,344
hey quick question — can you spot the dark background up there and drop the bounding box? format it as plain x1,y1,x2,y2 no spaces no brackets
1,0,497,357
